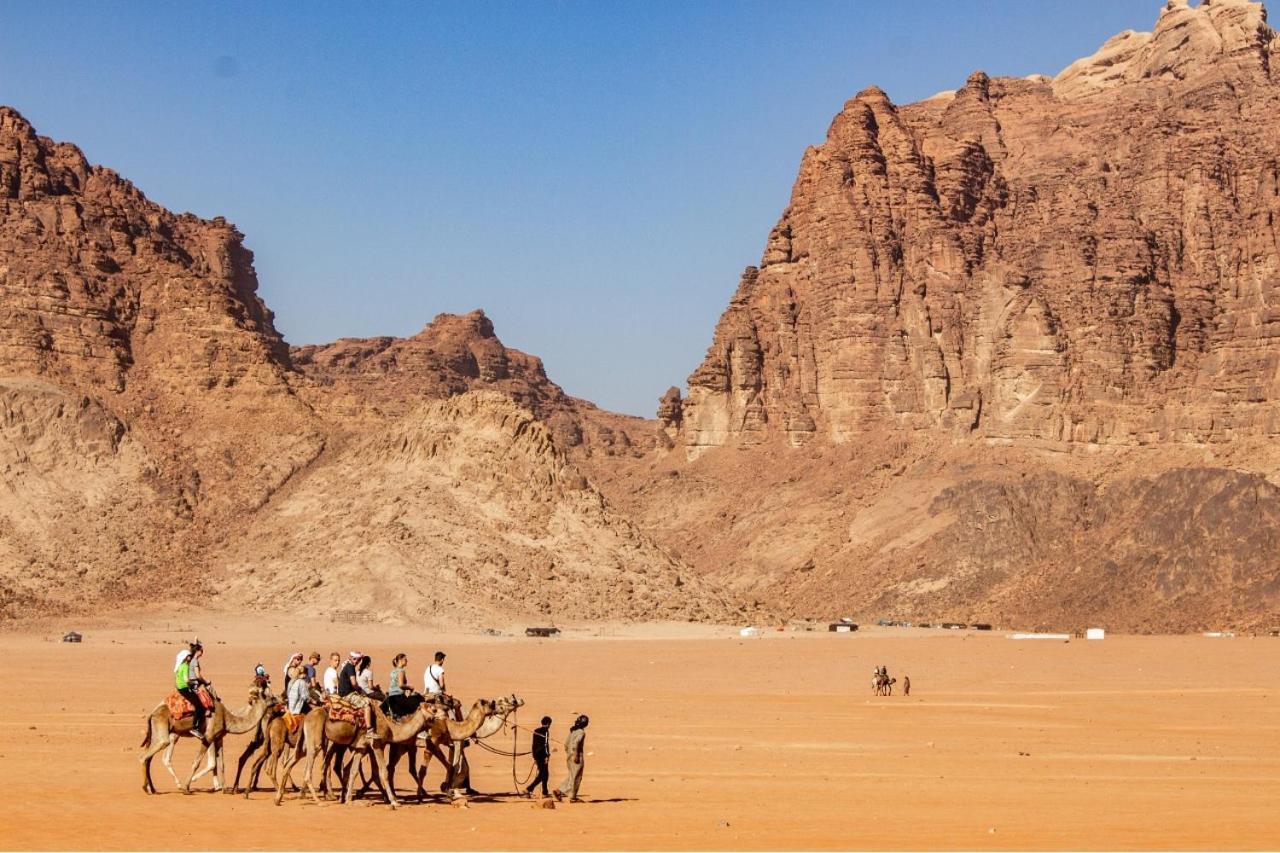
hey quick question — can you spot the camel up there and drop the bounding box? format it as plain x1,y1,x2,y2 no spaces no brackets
389,693,524,801
275,696,496,809
234,684,324,796
140,682,277,794
873,675,897,696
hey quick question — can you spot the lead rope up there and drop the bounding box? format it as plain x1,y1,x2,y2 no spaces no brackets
509,706,537,791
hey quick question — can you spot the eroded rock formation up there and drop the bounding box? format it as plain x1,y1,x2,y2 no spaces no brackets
677,0,1280,454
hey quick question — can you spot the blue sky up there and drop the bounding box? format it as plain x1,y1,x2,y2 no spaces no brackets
3,1,1161,415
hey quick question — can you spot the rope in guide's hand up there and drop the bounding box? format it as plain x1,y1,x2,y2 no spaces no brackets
469,707,572,793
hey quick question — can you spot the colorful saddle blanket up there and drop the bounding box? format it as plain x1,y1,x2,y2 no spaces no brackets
166,687,213,721
324,695,368,730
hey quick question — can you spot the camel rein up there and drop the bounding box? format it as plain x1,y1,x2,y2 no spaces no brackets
470,709,570,792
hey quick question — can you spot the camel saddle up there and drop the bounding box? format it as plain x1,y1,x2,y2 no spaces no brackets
324,694,368,730
166,687,213,721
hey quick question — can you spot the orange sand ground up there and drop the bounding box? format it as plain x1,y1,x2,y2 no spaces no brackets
2,616,1278,851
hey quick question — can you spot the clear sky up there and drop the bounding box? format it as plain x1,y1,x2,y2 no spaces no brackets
4,1,1162,415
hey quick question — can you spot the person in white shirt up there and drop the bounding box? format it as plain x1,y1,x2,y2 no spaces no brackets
424,651,461,721
423,651,446,695
322,651,341,695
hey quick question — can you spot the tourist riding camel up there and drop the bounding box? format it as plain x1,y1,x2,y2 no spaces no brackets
140,679,277,794
275,694,497,809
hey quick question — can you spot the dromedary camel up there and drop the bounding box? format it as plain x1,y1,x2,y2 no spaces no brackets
275,696,496,809
234,684,324,796
390,693,524,800
140,682,277,794
873,675,898,696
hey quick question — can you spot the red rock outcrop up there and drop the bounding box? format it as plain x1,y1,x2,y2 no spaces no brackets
0,107,723,623
292,309,654,458
591,0,1280,632
677,0,1280,453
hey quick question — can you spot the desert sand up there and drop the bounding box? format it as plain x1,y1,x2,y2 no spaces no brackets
2,617,1277,851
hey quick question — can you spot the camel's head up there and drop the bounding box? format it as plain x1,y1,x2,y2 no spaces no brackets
471,698,497,717
248,683,279,706
494,693,524,714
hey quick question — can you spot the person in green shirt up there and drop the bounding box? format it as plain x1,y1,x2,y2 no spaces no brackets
174,646,207,741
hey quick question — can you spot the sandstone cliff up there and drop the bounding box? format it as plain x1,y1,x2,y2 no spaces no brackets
628,0,1280,632
673,0,1280,453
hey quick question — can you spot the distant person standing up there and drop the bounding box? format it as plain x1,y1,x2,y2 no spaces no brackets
323,652,341,695
524,716,553,798
554,714,589,803
903,675,911,696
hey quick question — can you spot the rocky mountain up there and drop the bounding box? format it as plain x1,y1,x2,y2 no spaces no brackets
668,0,1280,452
0,106,733,623
4,0,1279,632
292,309,654,458
625,0,1280,632
220,391,725,623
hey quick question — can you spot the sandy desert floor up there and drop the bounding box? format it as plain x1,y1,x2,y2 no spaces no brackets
1,616,1278,851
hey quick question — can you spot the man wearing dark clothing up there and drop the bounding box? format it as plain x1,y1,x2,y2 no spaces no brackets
336,659,358,697
525,716,553,798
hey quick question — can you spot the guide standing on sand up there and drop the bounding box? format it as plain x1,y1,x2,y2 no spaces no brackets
555,714,589,803
524,715,553,798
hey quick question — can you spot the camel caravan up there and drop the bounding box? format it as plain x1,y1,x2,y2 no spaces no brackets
139,642,562,809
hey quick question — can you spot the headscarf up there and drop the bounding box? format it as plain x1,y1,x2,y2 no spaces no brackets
174,648,192,672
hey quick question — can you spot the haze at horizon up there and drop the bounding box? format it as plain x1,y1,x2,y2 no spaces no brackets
2,1,1159,415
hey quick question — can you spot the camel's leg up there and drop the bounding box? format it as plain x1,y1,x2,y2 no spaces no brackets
185,741,215,791
385,744,403,800
161,736,184,789
214,742,226,792
406,747,426,802
304,741,326,806
341,748,362,804
371,747,398,809
233,729,264,793
276,736,311,806
279,736,304,793
139,722,171,793
245,744,272,798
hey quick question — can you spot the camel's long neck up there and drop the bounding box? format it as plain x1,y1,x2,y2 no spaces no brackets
225,701,266,735
472,708,514,741
382,707,432,744
447,709,489,741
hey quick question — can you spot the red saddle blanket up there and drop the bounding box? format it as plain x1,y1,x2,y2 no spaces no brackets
166,687,213,721
324,695,368,730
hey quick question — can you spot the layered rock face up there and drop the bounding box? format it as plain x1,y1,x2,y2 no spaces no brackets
608,0,1280,632
222,391,730,623
0,107,727,623
677,0,1280,453
293,309,653,458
